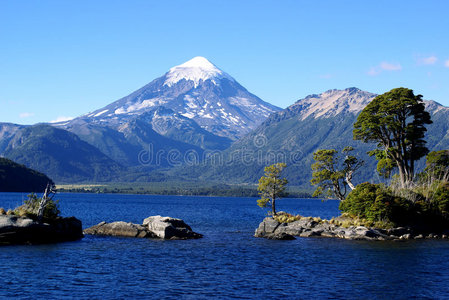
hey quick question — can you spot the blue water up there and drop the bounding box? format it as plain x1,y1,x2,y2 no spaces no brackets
1,193,449,299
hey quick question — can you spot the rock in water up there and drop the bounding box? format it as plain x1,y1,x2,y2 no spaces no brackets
255,217,394,241
143,215,202,239
83,221,153,238
0,215,83,245
84,215,203,240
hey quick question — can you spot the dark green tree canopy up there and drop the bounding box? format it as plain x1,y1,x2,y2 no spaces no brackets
424,150,449,180
353,87,432,186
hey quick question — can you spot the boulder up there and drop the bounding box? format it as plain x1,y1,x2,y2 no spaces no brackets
255,217,280,237
0,215,83,245
255,217,394,241
84,216,203,240
143,215,203,239
264,232,296,240
84,221,153,238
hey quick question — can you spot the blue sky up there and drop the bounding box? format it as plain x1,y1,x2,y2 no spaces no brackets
1,0,448,125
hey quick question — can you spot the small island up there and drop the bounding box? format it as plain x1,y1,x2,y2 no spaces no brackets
255,88,449,241
0,184,83,245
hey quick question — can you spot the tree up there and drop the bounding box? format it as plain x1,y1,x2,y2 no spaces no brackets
425,150,449,180
310,147,363,201
353,87,432,187
257,163,288,216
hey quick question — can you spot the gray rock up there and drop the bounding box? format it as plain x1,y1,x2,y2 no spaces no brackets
300,231,320,237
387,227,411,236
0,215,83,245
254,217,281,237
264,232,296,240
254,217,402,241
84,221,153,238
85,215,202,240
143,215,202,239
399,233,412,240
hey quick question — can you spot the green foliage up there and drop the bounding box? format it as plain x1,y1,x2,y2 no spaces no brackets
339,182,411,226
273,212,301,223
368,149,395,178
354,87,432,186
424,150,449,180
340,180,449,228
14,193,60,220
311,147,363,200
432,183,449,218
257,163,288,215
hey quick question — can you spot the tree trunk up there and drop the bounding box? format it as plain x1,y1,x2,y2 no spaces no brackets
345,170,355,190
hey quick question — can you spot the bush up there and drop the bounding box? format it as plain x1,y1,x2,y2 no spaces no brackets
14,193,60,220
273,212,301,223
339,182,411,226
432,183,449,219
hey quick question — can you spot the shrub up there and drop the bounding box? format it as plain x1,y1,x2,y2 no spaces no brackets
339,182,411,225
14,193,60,220
432,183,449,219
273,212,301,223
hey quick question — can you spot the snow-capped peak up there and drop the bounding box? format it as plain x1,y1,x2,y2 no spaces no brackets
164,56,234,87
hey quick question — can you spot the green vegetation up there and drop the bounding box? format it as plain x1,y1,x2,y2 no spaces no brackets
57,181,312,198
257,163,288,215
0,157,53,192
3,124,123,183
339,183,409,228
353,87,432,187
311,147,363,200
1,193,61,221
273,212,301,223
14,193,60,220
331,88,449,230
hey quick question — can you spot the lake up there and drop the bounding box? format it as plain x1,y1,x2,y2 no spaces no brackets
1,192,449,299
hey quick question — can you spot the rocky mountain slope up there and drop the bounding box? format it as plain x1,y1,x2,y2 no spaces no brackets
63,56,281,141
1,124,124,182
171,88,449,187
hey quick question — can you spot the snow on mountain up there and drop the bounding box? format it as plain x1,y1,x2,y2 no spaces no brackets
72,56,281,140
164,56,234,88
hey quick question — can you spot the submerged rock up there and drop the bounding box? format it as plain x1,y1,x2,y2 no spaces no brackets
0,215,83,245
85,215,203,240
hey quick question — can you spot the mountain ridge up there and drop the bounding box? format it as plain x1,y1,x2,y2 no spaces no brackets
166,87,449,187
65,56,281,140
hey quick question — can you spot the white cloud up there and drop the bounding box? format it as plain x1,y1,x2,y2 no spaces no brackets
19,112,35,118
49,116,74,123
445,59,449,68
367,61,402,76
417,55,438,65
380,62,402,71
367,67,381,76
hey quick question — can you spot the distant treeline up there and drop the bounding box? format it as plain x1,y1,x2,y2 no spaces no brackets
57,182,312,198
